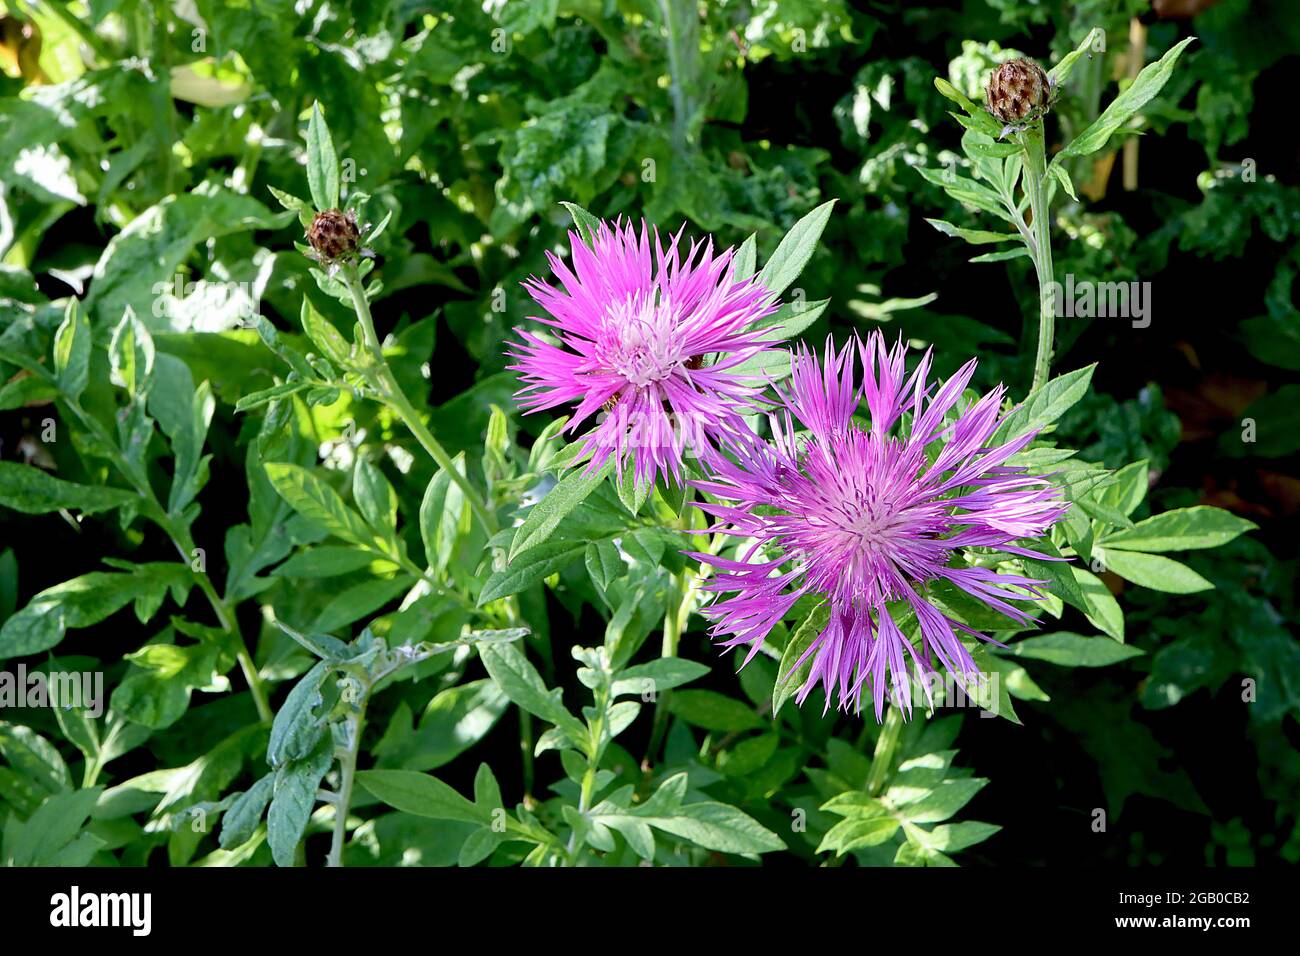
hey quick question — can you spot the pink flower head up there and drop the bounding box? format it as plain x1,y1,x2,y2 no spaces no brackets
509,219,780,487
691,332,1069,721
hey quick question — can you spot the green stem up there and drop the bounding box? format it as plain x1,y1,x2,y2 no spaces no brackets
190,569,273,724
865,706,905,797
656,0,699,152
340,264,498,536
1022,124,1056,393
645,485,700,761
326,693,368,868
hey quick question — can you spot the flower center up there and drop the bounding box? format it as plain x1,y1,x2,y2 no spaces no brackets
598,297,697,391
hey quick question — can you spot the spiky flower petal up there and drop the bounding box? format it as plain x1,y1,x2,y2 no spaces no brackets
692,332,1069,721
509,220,780,486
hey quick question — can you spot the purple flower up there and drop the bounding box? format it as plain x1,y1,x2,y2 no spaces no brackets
691,332,1069,721
509,219,780,486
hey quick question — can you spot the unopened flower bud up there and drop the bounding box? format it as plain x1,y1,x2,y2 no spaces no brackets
985,58,1052,124
306,208,360,263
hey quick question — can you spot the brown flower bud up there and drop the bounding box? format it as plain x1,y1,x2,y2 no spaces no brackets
985,58,1052,124
306,208,360,262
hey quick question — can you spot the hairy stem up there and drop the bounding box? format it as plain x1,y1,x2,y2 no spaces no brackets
326,693,368,868
1022,124,1056,393
656,0,699,152
340,265,498,536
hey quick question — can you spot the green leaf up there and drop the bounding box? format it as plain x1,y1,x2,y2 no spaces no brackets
925,218,1019,244
895,778,987,824
234,381,309,413
1070,565,1125,642
1099,550,1214,594
0,723,70,797
559,201,601,246
924,821,1001,853
375,680,509,772
112,640,227,729
301,298,352,367
970,248,1031,264
1049,163,1078,202
511,458,613,560
914,167,1010,221
0,566,193,659
1020,541,1087,611
733,234,757,279
1050,28,1105,85
219,774,274,850
0,462,136,516
108,306,155,398
273,546,382,579
933,77,1002,136
755,297,830,342
1061,37,1196,158
267,739,332,867
965,140,1022,159
1101,506,1255,553
52,301,91,401
994,364,1096,442
268,185,315,228
584,539,625,592
5,787,103,866
643,800,785,855
1008,632,1145,667
355,769,487,825
667,690,762,732
757,200,836,298
419,454,468,575
478,539,585,606
310,575,412,632
353,458,397,537
1094,459,1149,518
818,815,900,854
148,353,214,515
612,658,710,698
616,466,652,517
267,661,329,768
305,102,340,210
478,641,587,744
773,601,829,715
264,462,377,550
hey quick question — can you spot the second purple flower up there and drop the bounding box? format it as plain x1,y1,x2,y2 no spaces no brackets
691,332,1070,722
